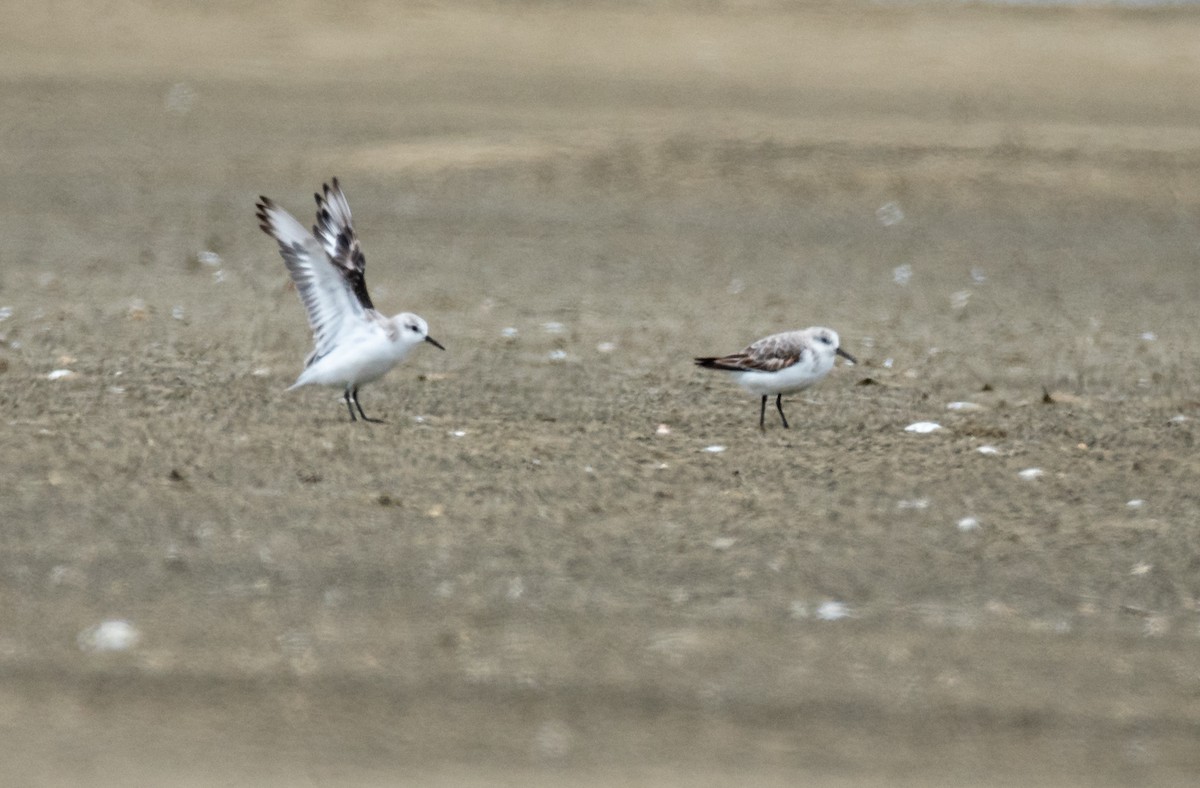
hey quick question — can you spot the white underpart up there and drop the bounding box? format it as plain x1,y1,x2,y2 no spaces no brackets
731,348,836,396
290,315,419,389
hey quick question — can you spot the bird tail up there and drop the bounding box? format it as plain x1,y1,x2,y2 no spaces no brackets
287,368,314,391
695,356,743,372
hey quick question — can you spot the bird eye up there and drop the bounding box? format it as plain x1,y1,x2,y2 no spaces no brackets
818,335,832,345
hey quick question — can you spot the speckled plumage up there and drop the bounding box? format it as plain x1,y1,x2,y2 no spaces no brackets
696,326,856,429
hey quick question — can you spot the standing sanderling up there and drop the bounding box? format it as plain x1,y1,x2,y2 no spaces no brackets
256,178,445,423
695,327,856,430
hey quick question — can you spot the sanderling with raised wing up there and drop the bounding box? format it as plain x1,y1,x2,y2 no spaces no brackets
695,327,856,430
256,178,444,423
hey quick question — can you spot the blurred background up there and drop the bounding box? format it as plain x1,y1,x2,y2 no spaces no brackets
2,1,1200,785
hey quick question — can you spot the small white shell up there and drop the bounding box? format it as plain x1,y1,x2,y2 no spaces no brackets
877,202,905,227
817,601,850,621
78,620,140,653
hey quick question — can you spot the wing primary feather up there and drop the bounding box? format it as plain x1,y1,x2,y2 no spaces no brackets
312,178,374,310
256,196,366,363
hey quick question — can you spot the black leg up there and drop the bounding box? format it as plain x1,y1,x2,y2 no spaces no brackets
775,394,790,429
351,387,385,424
344,388,358,422
759,395,767,431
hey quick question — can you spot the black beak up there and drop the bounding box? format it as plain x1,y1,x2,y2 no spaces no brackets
425,335,446,351
836,347,857,364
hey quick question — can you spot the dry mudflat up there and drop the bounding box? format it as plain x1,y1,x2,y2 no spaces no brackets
2,2,1200,784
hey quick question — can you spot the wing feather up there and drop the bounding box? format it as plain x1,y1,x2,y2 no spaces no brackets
695,331,806,373
312,177,373,310
256,196,366,362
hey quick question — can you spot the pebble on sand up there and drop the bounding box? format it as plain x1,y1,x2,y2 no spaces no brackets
78,620,141,653
817,601,851,621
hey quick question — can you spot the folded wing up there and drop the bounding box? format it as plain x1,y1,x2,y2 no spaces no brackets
313,178,374,310
695,333,805,373
256,196,366,363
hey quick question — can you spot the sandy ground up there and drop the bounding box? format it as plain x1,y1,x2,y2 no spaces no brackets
3,1,1200,784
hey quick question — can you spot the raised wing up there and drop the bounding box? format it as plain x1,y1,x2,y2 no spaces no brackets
312,178,374,310
256,196,367,362
695,332,806,373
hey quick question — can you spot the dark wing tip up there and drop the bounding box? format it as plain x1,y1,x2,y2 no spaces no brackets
695,355,748,372
331,176,340,189
255,200,273,233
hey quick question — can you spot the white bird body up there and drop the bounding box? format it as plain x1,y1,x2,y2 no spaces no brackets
256,179,443,422
695,326,855,429
722,345,839,396
288,313,419,390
